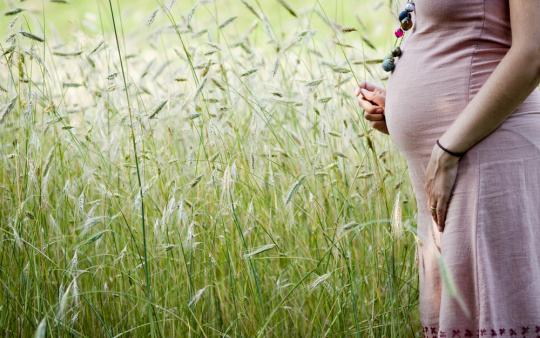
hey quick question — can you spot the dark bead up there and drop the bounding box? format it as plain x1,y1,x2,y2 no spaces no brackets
382,57,395,72
401,17,413,31
399,10,411,21
392,47,402,57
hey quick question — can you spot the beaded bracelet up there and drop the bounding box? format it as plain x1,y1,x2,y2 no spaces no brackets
436,139,466,158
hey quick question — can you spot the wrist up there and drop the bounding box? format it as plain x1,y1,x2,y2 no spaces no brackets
437,132,468,155
437,139,465,157
433,141,461,168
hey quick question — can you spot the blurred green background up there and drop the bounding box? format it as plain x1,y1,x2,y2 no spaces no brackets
1,0,396,47
1,1,422,337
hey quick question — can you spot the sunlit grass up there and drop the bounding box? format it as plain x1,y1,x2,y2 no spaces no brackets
0,0,421,336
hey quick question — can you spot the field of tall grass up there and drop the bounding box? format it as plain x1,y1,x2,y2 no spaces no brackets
0,0,422,336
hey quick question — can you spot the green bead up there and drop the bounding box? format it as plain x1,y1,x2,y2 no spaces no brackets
392,47,402,57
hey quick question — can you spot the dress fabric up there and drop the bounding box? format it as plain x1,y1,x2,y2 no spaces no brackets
385,1,540,337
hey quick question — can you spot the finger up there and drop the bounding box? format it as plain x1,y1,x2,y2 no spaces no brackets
373,88,387,106
355,84,368,97
370,121,387,132
358,98,377,113
426,190,436,215
424,179,432,197
355,85,373,96
360,88,376,101
430,202,438,226
358,97,382,113
360,88,385,107
379,124,389,134
358,81,378,92
364,112,385,122
436,196,449,232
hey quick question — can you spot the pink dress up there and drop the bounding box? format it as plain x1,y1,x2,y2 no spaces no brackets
385,1,540,337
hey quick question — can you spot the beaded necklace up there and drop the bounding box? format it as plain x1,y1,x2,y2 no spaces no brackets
382,1,416,72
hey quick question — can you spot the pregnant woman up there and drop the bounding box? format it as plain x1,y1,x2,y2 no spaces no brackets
357,0,540,336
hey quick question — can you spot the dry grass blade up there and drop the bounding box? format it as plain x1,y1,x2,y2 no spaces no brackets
391,191,403,239
53,50,83,57
5,8,24,16
241,69,257,77
2,46,15,56
243,244,276,259
276,0,297,17
309,273,331,290
188,286,208,307
352,58,383,65
0,97,17,124
33,317,47,338
194,76,208,99
190,175,203,188
147,8,159,26
305,79,323,87
89,41,105,55
284,175,306,205
219,16,237,29
361,36,377,50
63,83,82,88
240,0,262,20
149,100,167,119
330,66,350,74
19,31,44,42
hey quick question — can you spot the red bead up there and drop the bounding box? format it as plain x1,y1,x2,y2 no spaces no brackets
394,28,404,38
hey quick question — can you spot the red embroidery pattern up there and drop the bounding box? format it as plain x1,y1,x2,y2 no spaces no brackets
422,325,540,338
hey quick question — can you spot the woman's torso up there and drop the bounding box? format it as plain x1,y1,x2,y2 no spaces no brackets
385,0,540,159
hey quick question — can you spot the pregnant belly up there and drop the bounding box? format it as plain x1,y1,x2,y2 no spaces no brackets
383,42,540,159
385,62,470,158
386,63,540,159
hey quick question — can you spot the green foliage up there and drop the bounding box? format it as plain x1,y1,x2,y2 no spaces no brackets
0,1,421,337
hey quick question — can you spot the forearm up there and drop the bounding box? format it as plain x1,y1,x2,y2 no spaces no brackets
439,47,540,154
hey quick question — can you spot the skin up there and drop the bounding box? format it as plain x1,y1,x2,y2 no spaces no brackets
355,83,388,135
357,0,540,232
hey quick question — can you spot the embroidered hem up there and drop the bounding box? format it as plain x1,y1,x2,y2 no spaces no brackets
422,325,540,337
